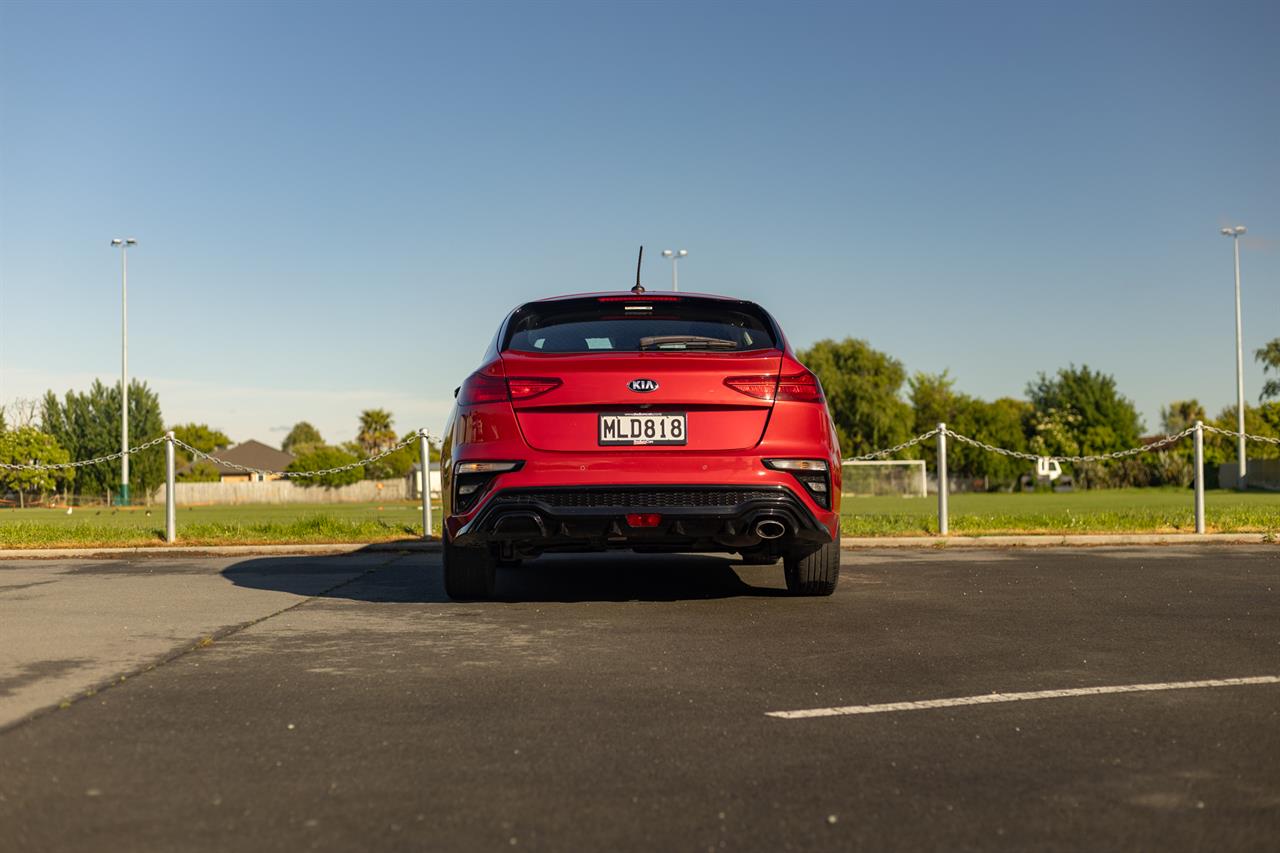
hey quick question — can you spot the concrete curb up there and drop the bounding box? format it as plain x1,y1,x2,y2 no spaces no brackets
1,534,1272,560
0,541,441,560
840,533,1274,548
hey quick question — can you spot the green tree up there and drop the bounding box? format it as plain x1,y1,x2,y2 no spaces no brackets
908,371,959,436
0,427,72,507
362,431,440,480
1160,400,1206,435
907,372,1032,484
955,397,1034,484
1025,365,1142,456
1204,402,1280,464
287,446,364,488
41,380,165,503
177,461,222,483
357,409,397,457
798,338,911,456
365,432,413,480
282,421,324,455
908,371,959,470
1258,338,1280,402
169,423,232,465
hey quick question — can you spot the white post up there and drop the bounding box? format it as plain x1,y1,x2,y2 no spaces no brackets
1194,420,1205,535
937,423,948,535
1232,233,1247,488
663,249,687,291
419,431,434,540
121,244,129,504
165,430,176,543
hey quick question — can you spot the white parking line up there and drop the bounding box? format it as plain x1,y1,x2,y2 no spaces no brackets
766,675,1280,720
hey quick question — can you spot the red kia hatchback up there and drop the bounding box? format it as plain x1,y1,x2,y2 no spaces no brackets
440,290,842,599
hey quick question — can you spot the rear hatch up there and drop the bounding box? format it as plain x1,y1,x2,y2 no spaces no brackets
500,295,784,452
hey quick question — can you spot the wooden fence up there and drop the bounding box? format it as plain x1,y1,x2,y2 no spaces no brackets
151,478,412,506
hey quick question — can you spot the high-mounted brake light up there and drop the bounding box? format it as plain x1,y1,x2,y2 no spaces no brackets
597,295,682,302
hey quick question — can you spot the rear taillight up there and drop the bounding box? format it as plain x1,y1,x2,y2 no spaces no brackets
724,375,778,400
507,377,562,400
725,371,822,402
457,363,509,406
775,371,823,402
458,362,561,405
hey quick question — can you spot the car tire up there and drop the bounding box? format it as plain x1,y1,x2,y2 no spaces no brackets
443,532,497,600
783,540,840,596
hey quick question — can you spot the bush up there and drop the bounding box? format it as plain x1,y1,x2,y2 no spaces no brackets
177,460,221,483
286,446,363,488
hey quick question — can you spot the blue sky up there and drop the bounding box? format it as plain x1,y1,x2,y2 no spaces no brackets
1,0,1277,447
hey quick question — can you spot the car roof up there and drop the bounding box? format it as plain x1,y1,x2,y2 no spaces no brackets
527,291,749,304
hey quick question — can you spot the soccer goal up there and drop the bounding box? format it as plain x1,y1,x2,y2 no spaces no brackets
841,459,927,497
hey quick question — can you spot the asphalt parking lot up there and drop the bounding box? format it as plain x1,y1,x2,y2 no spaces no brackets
1,546,1278,852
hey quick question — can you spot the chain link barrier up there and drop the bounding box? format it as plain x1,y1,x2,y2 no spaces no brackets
3,422,1276,474
0,429,441,474
942,425,1198,464
0,435,170,472
1202,424,1280,446
843,428,940,462
171,434,428,480
843,423,1278,466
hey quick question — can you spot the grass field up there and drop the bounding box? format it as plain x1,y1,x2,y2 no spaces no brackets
0,490,1276,548
840,488,1280,536
0,501,440,548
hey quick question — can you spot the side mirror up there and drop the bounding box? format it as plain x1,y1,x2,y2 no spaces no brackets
453,386,461,399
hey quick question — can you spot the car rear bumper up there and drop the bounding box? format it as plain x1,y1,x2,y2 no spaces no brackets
452,483,833,554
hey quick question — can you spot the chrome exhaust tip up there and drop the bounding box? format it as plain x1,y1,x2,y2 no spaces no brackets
755,519,786,540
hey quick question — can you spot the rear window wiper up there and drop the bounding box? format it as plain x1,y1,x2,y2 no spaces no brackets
639,335,739,350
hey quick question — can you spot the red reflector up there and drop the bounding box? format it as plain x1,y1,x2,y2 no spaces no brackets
625,513,662,528
724,375,778,401
775,371,823,402
507,377,562,400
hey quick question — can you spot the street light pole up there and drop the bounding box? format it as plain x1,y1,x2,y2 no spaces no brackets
1220,226,1247,488
111,238,137,504
661,249,687,291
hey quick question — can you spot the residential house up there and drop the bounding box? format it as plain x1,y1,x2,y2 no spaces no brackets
200,440,295,483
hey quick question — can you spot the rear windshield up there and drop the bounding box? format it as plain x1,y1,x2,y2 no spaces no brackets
503,297,778,354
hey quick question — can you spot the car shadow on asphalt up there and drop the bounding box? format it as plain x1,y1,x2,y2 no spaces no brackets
221,547,791,603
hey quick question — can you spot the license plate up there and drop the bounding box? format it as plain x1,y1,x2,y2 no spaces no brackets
598,413,687,446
